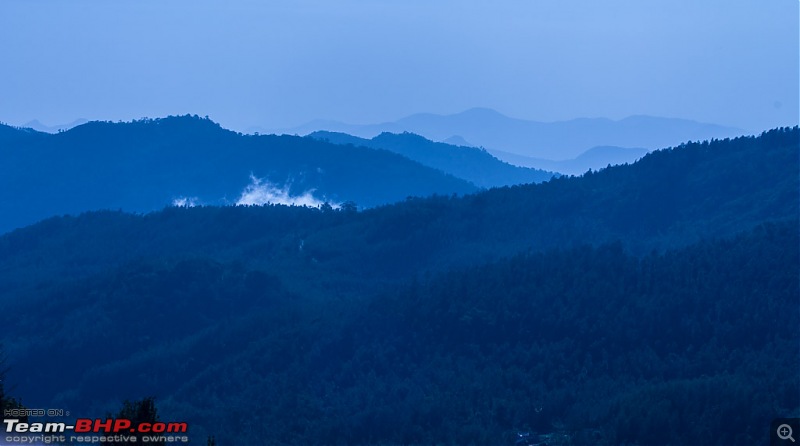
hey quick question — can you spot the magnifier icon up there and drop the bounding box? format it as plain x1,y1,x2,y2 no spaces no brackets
778,424,796,442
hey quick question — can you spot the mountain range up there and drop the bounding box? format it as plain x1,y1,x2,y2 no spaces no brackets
0,116,491,234
261,107,746,160
21,118,89,133
306,131,553,188
1,127,796,445
489,145,651,176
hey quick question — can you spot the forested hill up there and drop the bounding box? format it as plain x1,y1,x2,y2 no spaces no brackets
307,130,555,187
0,127,797,445
2,220,797,445
1,127,795,294
0,115,477,233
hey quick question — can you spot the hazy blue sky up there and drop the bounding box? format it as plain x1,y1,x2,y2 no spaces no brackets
1,0,797,132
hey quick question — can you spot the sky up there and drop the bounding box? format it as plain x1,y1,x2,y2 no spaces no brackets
0,0,797,133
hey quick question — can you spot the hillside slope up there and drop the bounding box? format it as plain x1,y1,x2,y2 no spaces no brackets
0,127,795,295
0,115,477,233
0,127,797,445
1,223,796,445
308,130,554,187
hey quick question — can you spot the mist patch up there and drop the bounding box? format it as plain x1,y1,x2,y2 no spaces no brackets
236,175,331,208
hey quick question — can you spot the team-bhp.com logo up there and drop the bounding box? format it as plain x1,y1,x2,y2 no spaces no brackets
5,418,188,444
5,418,187,434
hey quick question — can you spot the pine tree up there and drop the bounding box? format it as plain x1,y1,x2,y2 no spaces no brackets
101,397,163,446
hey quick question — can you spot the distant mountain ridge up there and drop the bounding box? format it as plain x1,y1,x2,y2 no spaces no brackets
0,115,477,234
490,145,650,175
307,130,555,188
264,108,745,160
22,118,88,133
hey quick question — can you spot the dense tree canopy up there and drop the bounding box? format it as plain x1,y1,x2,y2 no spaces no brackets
0,127,797,445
